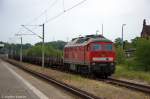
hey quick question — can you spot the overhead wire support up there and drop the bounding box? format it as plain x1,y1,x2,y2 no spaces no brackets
21,24,45,69
15,33,37,36
15,0,58,36
21,25,43,39
22,25,42,26
15,0,87,37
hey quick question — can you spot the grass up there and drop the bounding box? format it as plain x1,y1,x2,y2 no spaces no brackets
114,64,150,84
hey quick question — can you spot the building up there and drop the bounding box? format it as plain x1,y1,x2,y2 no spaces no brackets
141,19,150,38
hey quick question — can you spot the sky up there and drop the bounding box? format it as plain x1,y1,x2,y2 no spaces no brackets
0,0,150,44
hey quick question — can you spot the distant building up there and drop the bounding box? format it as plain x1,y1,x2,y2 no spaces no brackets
141,19,150,38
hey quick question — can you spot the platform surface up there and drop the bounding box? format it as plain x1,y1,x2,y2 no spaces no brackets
0,59,41,99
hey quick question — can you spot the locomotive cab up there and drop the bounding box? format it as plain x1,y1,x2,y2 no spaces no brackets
88,41,116,76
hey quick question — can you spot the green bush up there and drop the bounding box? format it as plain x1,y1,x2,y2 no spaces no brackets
135,38,150,71
114,65,150,84
116,46,125,64
25,45,63,57
124,58,146,71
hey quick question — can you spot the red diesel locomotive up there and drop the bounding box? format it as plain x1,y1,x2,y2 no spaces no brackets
64,34,116,77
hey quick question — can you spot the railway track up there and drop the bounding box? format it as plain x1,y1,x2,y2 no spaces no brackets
100,78,150,94
4,58,150,96
4,59,102,99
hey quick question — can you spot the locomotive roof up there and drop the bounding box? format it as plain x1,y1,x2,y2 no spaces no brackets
65,34,112,47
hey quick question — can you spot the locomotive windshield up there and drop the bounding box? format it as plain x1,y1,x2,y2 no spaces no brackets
92,44,113,51
92,44,102,51
104,44,113,51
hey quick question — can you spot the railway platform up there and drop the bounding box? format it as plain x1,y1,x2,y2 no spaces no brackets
0,59,39,99
0,59,77,99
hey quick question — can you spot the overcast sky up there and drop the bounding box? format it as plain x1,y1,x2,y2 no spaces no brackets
0,0,150,44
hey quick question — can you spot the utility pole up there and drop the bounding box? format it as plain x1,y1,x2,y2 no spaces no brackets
20,37,23,62
122,24,126,49
15,34,23,62
96,30,99,35
42,24,45,68
10,43,13,58
102,24,103,36
9,37,15,58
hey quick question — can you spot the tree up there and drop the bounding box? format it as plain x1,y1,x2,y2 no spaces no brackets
131,37,140,47
114,37,122,48
136,38,150,71
123,40,132,50
25,45,63,57
116,46,125,64
35,40,67,50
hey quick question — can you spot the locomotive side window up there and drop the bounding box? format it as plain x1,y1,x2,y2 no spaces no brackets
92,44,101,51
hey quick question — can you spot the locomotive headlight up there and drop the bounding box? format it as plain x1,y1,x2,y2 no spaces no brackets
92,62,96,65
110,62,114,66
109,58,113,61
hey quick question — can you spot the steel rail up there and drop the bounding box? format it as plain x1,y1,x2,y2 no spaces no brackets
103,78,150,94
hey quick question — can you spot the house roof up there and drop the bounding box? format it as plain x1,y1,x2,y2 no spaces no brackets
141,19,150,36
